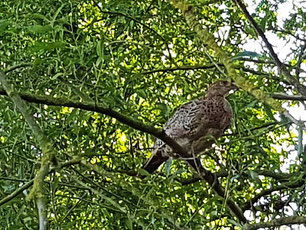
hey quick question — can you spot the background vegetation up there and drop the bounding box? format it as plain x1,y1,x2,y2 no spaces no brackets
0,0,305,229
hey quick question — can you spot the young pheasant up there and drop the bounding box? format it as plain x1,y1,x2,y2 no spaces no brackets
143,80,238,173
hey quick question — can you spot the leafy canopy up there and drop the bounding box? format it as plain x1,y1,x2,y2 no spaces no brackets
0,0,305,229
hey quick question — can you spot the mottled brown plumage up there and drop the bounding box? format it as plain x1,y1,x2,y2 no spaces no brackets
143,80,237,173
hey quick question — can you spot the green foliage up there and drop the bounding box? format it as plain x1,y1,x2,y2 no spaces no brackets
0,0,305,229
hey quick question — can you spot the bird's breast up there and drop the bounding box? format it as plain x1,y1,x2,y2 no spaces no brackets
202,97,232,128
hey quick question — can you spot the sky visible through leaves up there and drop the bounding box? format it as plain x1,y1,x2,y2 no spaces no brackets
242,1,305,228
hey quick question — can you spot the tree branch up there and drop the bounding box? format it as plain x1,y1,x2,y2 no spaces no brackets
142,64,272,78
181,169,293,185
243,179,304,211
0,88,246,223
169,0,306,132
271,93,306,101
242,216,306,230
0,180,34,207
236,57,279,65
0,158,81,207
295,42,306,78
91,0,174,64
233,0,306,96
0,87,162,136
233,1,282,68
4,63,32,74
0,70,57,230
141,64,217,74
273,28,306,42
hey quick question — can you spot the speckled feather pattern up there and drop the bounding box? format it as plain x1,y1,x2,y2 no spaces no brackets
143,80,236,173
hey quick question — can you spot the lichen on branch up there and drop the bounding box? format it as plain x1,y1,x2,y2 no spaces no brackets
0,70,58,229
170,0,286,113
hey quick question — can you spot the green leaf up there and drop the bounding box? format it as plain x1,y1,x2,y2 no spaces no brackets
50,3,65,26
232,51,262,60
156,103,170,119
30,41,65,51
210,211,218,217
228,219,242,227
138,168,150,176
31,13,50,22
263,104,275,120
96,40,105,58
51,72,64,80
260,17,267,31
126,218,133,230
0,20,10,36
27,25,53,34
136,89,147,99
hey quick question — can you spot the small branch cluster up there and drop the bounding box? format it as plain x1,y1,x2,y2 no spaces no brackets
242,216,306,230
0,70,59,230
170,0,305,130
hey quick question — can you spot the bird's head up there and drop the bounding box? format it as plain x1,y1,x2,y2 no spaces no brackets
206,80,238,97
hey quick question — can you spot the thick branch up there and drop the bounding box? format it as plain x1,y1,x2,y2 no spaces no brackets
0,87,162,136
0,89,246,223
37,198,48,229
242,216,306,230
0,70,57,230
0,72,57,197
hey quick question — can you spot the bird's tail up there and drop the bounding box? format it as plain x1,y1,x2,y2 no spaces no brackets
143,149,168,174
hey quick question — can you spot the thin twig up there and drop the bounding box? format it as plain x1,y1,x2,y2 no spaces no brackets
4,63,32,73
0,180,34,206
242,216,306,230
91,0,174,64
0,70,56,230
233,0,306,96
271,93,306,101
233,0,282,68
243,179,304,211
0,158,82,207
141,64,217,74
181,169,293,185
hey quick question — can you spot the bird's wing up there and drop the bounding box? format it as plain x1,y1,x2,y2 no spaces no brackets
163,99,210,138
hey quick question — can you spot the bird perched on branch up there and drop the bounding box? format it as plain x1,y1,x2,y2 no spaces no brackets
143,80,238,173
